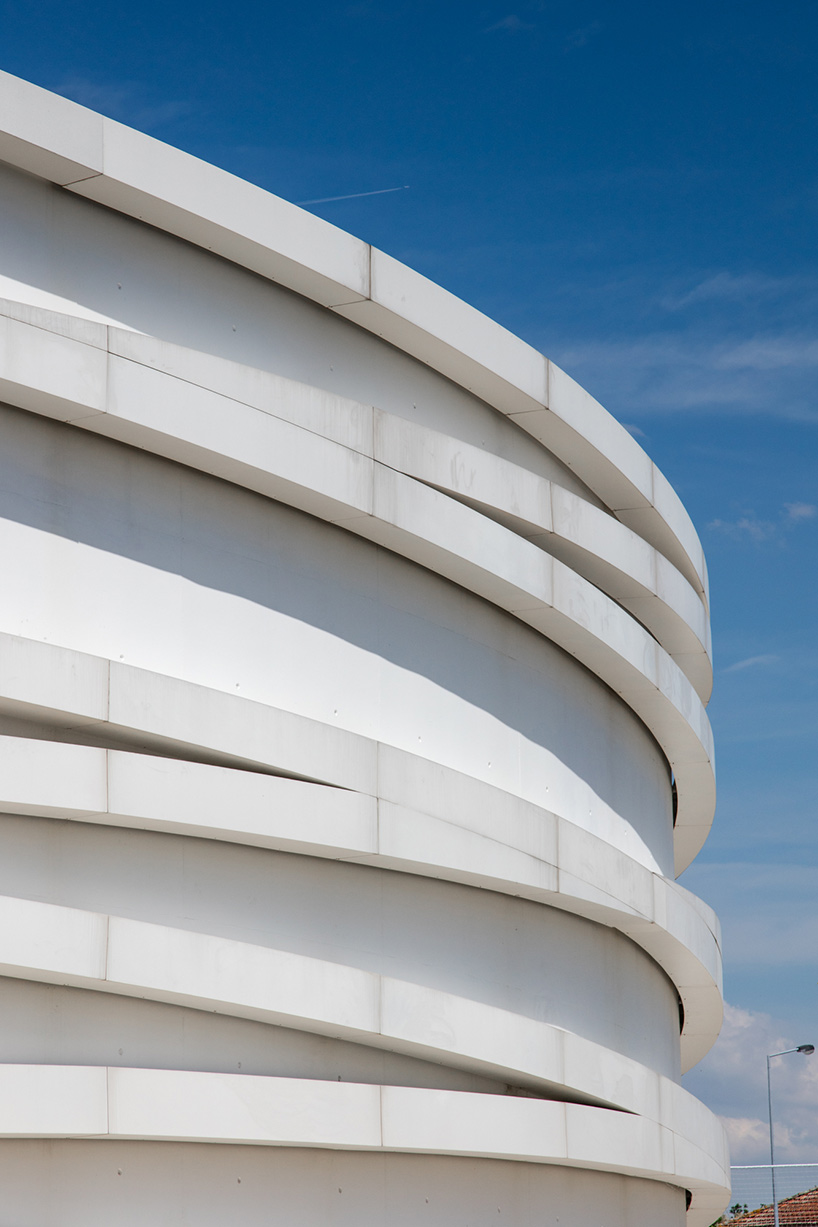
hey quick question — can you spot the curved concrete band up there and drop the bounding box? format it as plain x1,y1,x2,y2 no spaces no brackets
0,69,710,604
0,68,728,1226
0,1065,729,1224
0,732,721,1070
0,893,715,1131
0,300,713,702
0,301,715,873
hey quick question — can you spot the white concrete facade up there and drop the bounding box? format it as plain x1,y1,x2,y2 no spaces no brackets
0,71,728,1225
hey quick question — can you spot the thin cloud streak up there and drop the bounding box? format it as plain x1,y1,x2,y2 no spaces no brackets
560,332,818,377
483,15,534,33
662,271,818,311
722,654,780,674
51,75,195,130
551,328,818,422
297,185,410,205
532,260,818,420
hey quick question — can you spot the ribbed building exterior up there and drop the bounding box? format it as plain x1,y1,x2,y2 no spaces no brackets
0,72,728,1226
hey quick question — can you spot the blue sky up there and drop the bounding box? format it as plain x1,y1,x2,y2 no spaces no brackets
2,0,817,1163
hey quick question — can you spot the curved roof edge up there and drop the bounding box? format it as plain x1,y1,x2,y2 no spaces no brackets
0,69,708,606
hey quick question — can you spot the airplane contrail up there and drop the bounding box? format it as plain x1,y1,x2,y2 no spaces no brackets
296,186,410,205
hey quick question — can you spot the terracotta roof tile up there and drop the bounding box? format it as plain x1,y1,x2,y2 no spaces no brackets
724,1186,818,1225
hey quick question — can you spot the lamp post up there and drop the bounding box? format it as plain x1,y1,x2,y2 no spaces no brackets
767,1044,814,1227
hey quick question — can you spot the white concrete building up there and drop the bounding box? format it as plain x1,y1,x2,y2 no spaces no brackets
0,70,728,1225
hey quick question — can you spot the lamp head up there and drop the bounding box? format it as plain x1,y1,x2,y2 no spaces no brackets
797,1045,815,1055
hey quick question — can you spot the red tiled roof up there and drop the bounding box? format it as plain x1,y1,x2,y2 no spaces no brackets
726,1186,818,1224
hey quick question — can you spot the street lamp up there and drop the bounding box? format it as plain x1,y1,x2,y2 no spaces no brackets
767,1044,815,1227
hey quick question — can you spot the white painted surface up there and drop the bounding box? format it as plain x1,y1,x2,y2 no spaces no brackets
0,405,679,874
0,734,722,1071
0,379,714,872
0,69,727,1225
0,1141,687,1226
0,891,715,1129
0,816,682,1078
0,1066,726,1223
0,297,712,697
0,69,708,596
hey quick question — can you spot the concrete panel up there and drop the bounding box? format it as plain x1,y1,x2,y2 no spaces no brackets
0,405,680,872
0,71,102,183
0,977,506,1095
0,302,712,703
0,1142,688,1227
0,68,725,1223
0,1067,726,1221
0,735,723,1070
0,896,710,1126
0,164,601,504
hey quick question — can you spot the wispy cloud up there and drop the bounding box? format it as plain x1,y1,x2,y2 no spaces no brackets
785,501,817,522
564,20,603,51
553,328,818,421
483,14,534,33
662,271,818,311
563,331,818,377
681,861,818,965
683,1003,818,1163
713,336,818,372
539,258,818,421
51,76,196,132
709,503,817,543
709,513,779,542
722,654,780,674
